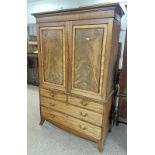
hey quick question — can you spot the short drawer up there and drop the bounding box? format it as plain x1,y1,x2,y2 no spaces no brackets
68,96,103,114
40,96,102,127
40,88,67,102
41,106,101,140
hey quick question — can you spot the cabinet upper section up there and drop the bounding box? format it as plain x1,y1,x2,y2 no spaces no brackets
32,3,124,23
33,3,124,101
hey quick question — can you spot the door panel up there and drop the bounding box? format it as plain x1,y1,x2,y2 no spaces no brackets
71,24,107,99
74,28,103,93
39,25,67,91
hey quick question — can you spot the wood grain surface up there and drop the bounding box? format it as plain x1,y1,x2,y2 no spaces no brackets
41,28,63,85
107,20,120,96
40,87,67,102
74,28,103,92
68,95,103,114
41,106,101,139
33,3,124,23
39,26,67,92
41,96,103,126
71,24,107,100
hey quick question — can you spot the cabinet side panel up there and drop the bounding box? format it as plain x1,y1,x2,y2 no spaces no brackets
107,20,120,96
103,96,112,138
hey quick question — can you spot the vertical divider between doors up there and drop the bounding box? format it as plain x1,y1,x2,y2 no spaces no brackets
65,22,69,94
67,21,72,94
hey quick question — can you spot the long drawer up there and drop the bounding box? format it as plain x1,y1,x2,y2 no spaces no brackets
68,96,103,114
40,88,67,102
41,96,102,127
41,106,101,140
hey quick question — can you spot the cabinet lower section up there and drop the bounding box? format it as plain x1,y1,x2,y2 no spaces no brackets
39,87,112,152
41,106,101,140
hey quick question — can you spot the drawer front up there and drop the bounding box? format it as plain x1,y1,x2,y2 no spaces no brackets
68,96,103,114
40,88,67,102
41,106,101,140
41,96,102,126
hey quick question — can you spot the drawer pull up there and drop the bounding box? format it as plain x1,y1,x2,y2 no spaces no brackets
50,114,55,118
79,124,87,130
50,102,56,106
50,92,55,98
80,111,88,117
80,101,88,106
64,114,68,118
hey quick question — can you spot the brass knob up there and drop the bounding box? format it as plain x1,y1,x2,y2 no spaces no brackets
50,114,55,118
50,92,55,98
64,114,68,118
80,101,88,106
80,111,88,117
79,124,87,130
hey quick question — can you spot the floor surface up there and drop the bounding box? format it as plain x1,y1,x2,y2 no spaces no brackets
27,85,127,155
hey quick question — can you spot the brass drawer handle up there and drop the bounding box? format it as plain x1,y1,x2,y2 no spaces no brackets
64,114,69,118
80,111,88,117
50,114,55,118
80,101,88,106
50,92,55,98
79,124,87,130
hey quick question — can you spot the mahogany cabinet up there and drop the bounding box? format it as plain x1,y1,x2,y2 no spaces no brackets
33,3,124,152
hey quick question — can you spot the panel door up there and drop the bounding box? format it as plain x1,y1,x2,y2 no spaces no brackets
39,24,68,91
70,22,108,100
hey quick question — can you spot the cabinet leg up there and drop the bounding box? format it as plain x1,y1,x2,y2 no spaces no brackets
97,139,104,152
40,117,45,125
